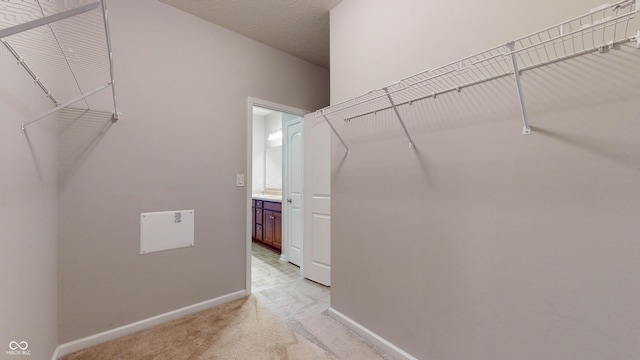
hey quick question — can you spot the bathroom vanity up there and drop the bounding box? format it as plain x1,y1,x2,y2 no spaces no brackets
252,196,282,253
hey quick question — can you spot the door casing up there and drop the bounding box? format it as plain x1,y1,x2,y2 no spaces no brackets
246,97,308,294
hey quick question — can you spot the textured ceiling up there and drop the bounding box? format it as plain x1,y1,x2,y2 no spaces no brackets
158,0,342,69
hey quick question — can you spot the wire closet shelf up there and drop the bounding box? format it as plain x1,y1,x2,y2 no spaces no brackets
0,0,119,133
317,0,640,152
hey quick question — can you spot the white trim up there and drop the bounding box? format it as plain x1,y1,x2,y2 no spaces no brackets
54,290,246,358
328,307,419,360
246,97,308,294
51,346,60,360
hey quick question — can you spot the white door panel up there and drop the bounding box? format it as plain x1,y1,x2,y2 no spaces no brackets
303,114,331,286
310,197,330,214
311,214,331,266
284,118,303,266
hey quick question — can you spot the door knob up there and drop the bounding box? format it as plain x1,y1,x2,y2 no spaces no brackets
287,198,292,203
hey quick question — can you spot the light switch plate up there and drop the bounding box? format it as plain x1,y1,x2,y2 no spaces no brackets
236,174,245,187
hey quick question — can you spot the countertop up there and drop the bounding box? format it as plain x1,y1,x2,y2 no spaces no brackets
252,194,282,202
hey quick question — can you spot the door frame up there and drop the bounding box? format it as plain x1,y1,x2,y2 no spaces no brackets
246,97,308,295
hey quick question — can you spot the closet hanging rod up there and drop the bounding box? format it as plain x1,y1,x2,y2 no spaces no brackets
339,73,514,122
330,30,638,123
319,69,457,118
0,1,100,40
316,0,638,121
346,1,637,98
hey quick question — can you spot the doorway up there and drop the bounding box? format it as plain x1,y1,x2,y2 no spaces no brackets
246,98,308,294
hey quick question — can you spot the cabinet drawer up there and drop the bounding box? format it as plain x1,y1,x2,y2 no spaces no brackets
255,209,263,224
263,201,281,212
255,200,263,209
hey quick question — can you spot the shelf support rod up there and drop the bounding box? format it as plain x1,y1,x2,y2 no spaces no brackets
383,87,415,148
320,112,350,154
506,41,532,136
22,83,112,133
101,0,120,120
0,1,100,39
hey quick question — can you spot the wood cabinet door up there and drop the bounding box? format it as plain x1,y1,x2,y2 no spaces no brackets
252,207,255,240
263,210,274,246
252,200,282,252
255,208,263,225
273,211,282,250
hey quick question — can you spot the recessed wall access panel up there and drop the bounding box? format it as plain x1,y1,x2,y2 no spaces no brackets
140,210,195,255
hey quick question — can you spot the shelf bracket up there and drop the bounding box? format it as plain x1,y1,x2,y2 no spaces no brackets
319,112,350,154
0,1,100,40
101,0,120,120
506,41,532,136
383,87,415,148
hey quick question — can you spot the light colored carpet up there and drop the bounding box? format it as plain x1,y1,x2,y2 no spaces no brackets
61,275,394,359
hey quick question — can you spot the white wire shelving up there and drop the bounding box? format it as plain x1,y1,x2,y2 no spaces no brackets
0,0,119,133
317,0,640,153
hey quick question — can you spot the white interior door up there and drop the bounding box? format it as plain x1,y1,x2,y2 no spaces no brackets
284,118,303,266
303,113,331,286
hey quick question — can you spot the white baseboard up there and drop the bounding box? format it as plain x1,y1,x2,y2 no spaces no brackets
328,307,419,360
50,346,59,360
53,290,246,359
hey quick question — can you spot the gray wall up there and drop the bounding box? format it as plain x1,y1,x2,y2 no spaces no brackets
330,1,640,359
57,0,329,342
0,43,58,358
